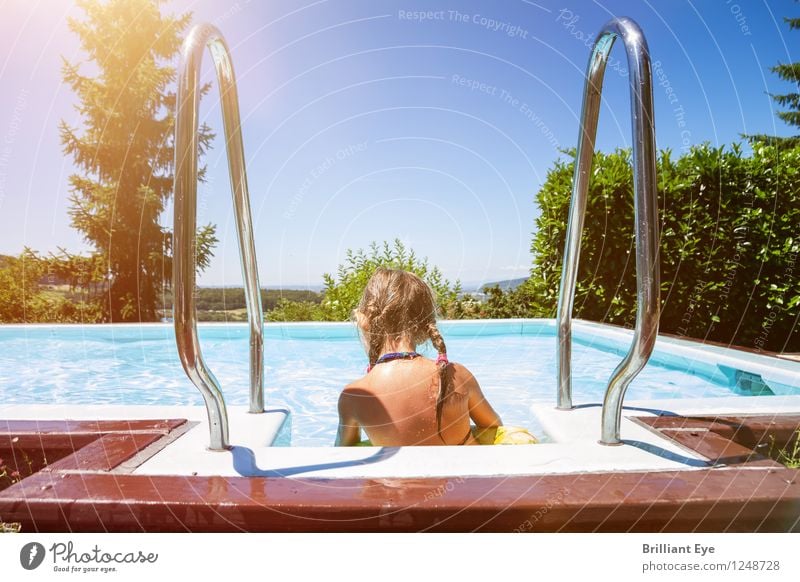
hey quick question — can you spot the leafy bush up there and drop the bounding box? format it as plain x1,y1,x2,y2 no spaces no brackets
266,299,325,322
312,239,461,321
475,284,533,318
0,250,105,323
450,293,483,319
516,142,800,352
0,251,43,323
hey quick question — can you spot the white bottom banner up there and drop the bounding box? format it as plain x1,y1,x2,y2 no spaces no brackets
1,533,797,580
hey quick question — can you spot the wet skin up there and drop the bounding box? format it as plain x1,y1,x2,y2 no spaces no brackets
336,338,503,446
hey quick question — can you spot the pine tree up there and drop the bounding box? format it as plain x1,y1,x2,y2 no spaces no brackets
60,0,215,321
771,14,800,131
748,10,800,145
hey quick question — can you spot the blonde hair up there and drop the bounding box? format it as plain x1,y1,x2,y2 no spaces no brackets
354,268,453,440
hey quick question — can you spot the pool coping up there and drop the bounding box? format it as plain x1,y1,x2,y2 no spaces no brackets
1,412,798,532
3,396,798,479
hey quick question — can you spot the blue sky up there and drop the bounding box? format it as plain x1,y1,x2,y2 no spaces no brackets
0,0,797,288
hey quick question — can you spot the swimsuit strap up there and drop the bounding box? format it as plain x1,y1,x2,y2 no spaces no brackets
376,351,422,365
458,427,472,445
366,351,422,372
439,426,472,446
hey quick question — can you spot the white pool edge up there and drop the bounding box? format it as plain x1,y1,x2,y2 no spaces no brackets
3,394,799,480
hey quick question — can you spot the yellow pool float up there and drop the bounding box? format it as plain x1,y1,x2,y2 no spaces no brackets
472,425,539,445
356,425,538,446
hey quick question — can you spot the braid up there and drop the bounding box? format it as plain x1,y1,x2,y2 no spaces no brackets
363,302,385,370
367,327,383,370
427,321,452,442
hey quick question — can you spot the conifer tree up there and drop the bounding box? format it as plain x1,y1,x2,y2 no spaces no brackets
770,14,800,132
61,0,216,321
748,9,800,145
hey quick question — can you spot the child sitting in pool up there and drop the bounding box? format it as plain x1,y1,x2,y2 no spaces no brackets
335,267,503,446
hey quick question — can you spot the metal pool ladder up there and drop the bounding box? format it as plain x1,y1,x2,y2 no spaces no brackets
555,17,660,445
173,24,265,451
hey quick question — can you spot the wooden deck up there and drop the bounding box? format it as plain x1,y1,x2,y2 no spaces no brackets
1,415,798,532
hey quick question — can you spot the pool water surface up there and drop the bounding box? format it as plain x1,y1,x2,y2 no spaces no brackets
0,321,763,446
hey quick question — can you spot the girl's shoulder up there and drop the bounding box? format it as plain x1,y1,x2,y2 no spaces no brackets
445,360,476,378
438,360,479,393
338,381,377,412
341,376,373,395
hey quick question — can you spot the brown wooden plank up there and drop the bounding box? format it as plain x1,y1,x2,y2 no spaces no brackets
0,419,186,435
42,433,163,472
641,414,800,436
660,429,782,467
0,434,98,451
638,414,800,464
1,468,797,532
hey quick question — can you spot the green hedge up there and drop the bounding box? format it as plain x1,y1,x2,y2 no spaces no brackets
516,142,799,353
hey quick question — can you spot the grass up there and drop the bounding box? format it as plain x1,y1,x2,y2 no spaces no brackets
769,430,800,469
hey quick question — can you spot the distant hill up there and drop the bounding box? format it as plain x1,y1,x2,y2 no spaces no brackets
479,277,528,292
198,284,326,292
259,284,326,292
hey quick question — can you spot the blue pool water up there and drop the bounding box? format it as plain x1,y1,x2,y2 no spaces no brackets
0,322,759,446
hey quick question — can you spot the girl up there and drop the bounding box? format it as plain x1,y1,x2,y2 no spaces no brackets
335,267,503,446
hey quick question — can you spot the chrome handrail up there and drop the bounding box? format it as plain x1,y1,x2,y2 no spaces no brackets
173,24,265,451
555,17,660,445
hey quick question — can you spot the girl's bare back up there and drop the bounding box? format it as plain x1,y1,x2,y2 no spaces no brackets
337,358,501,446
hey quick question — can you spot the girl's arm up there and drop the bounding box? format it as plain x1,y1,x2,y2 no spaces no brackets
461,366,503,428
335,388,362,446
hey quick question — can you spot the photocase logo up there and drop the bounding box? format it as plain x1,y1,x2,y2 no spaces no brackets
19,542,46,570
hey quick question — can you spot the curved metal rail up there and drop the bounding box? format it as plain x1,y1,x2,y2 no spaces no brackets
555,17,660,445
173,24,264,451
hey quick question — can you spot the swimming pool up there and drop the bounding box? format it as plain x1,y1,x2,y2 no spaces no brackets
2,319,797,446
